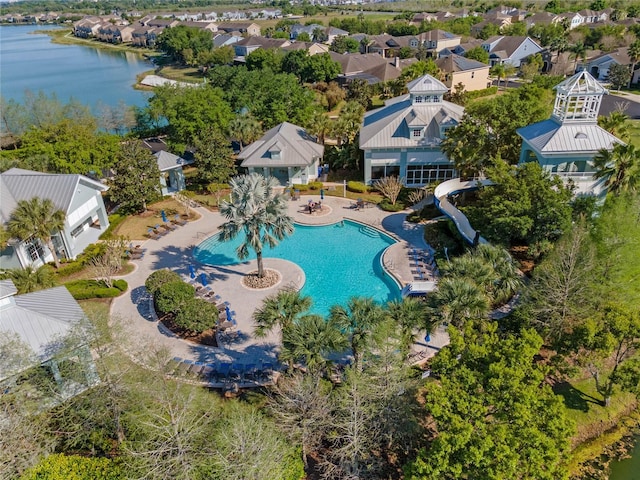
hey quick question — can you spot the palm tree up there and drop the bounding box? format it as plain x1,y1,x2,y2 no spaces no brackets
570,42,587,73
335,101,365,147
228,113,262,152
308,113,333,145
385,297,430,356
4,265,56,294
253,288,313,341
279,315,347,376
475,244,522,304
431,277,489,328
219,173,294,278
627,39,640,88
490,63,506,89
593,143,640,194
329,297,385,371
598,110,631,141
7,197,66,268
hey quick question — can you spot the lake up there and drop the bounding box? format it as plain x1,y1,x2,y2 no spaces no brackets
0,24,152,110
609,435,640,480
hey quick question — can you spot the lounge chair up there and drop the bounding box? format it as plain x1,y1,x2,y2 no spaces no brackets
147,228,161,240
163,220,177,231
154,224,169,236
126,250,144,260
172,214,188,226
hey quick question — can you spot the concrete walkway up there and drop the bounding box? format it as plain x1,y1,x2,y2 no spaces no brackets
110,193,449,371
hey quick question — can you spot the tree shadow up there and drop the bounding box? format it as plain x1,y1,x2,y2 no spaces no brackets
381,212,427,246
552,380,603,412
130,286,155,322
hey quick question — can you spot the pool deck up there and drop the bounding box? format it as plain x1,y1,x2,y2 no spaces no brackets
110,193,448,378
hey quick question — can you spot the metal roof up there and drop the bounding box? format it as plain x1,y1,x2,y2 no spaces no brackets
239,122,324,168
360,96,464,149
154,150,192,172
554,70,607,95
407,74,449,95
517,119,623,154
0,279,18,299
0,168,108,224
0,286,87,379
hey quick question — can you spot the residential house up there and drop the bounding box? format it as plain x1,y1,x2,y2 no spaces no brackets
0,169,109,270
330,52,409,85
409,29,461,57
485,5,526,21
233,36,290,58
554,12,584,30
238,122,324,186
213,33,242,48
131,25,164,47
215,22,261,36
359,74,464,186
282,41,330,55
0,280,100,403
290,23,348,44
73,16,103,38
577,9,606,24
180,20,217,32
144,18,180,29
586,47,638,84
470,18,512,37
97,23,135,43
517,71,623,197
435,54,491,92
142,138,193,195
524,11,558,29
443,38,484,57
481,35,543,67
357,34,405,58
411,12,439,25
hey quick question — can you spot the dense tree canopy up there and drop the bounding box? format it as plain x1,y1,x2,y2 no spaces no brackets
441,85,554,176
406,325,574,479
142,85,233,150
156,25,215,65
108,142,161,213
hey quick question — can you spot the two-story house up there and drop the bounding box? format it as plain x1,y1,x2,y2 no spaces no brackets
360,74,464,186
481,35,543,67
436,54,491,92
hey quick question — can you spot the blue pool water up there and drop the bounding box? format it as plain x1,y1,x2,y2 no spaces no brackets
193,220,401,315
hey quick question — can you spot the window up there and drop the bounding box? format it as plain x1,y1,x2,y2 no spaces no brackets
26,238,45,262
414,96,423,103
406,165,456,185
412,128,422,138
471,71,475,78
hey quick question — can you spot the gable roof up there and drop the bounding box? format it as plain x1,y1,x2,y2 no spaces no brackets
154,150,191,171
0,285,87,379
407,74,449,95
436,54,489,72
0,169,108,225
239,122,324,168
483,35,540,57
517,119,622,155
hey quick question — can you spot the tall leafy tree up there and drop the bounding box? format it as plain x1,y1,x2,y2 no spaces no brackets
464,46,489,64
219,173,294,278
608,63,631,91
108,142,161,214
329,297,385,371
253,288,313,341
330,36,360,53
192,128,236,185
405,326,574,479
228,113,263,151
593,143,640,194
156,25,214,65
245,48,284,72
7,197,66,268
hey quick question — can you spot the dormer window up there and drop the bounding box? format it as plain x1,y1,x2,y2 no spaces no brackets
415,96,423,103
412,128,423,138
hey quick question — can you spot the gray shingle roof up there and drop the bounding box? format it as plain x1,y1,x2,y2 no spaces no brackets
238,122,324,168
436,53,489,72
517,119,622,155
0,169,108,225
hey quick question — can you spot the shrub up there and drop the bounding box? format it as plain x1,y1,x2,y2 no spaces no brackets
347,181,369,193
55,260,86,277
466,86,498,100
292,183,310,191
173,297,218,333
65,280,127,300
155,280,195,315
20,453,124,480
113,279,128,291
99,213,127,240
307,181,323,190
379,199,405,212
145,269,182,296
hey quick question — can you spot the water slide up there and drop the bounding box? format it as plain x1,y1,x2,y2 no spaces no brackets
433,178,494,245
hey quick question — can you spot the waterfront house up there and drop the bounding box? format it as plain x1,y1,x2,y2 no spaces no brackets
239,122,324,186
359,74,464,186
73,16,103,38
517,70,623,197
435,54,491,92
0,169,109,270
0,280,100,403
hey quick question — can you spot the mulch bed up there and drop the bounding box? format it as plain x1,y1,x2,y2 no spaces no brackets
159,312,218,346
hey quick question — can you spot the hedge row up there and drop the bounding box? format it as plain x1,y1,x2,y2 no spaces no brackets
65,279,128,300
291,181,323,192
346,181,369,193
466,86,498,100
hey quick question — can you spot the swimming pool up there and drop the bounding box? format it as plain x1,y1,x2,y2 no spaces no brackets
193,220,401,315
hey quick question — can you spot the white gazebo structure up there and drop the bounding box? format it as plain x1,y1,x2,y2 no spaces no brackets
517,70,623,197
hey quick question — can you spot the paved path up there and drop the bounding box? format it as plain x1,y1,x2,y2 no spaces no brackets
110,193,449,371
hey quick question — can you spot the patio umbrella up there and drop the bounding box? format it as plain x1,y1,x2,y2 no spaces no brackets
189,265,196,279
200,272,208,286
225,305,232,323
425,333,431,343
161,210,168,223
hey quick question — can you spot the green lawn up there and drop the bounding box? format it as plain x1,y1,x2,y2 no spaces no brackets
627,119,640,148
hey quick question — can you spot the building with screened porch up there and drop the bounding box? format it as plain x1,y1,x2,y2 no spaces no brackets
359,74,464,186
